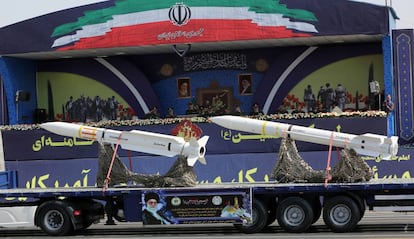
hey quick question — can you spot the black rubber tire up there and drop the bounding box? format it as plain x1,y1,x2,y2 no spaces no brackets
358,203,366,222
353,195,366,222
345,193,365,222
81,221,93,230
276,197,314,233
234,199,268,234
37,203,73,236
266,207,277,226
323,196,360,232
312,200,322,224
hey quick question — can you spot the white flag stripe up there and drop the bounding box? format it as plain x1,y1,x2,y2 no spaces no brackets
52,7,317,47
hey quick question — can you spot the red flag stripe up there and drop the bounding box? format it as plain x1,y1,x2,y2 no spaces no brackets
57,19,311,51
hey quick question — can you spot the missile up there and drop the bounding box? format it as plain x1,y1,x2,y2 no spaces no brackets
40,122,209,166
210,115,398,159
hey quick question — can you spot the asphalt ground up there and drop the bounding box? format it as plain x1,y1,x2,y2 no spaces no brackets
1,211,414,238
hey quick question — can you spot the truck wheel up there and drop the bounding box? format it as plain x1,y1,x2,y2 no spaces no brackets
353,195,365,222
266,207,277,226
38,204,73,236
312,200,322,224
323,196,360,232
234,199,268,233
358,203,366,222
81,221,93,230
276,197,314,233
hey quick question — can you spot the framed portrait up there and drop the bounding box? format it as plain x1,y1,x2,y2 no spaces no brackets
177,77,191,98
196,86,233,115
238,74,252,95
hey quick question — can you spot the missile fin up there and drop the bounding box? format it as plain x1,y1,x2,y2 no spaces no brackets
352,134,399,158
198,136,209,149
198,156,206,165
186,156,199,167
186,136,209,166
196,136,209,165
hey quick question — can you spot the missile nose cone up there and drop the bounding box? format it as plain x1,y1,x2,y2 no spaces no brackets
40,122,82,138
209,115,230,122
39,122,52,130
40,122,65,133
209,115,235,128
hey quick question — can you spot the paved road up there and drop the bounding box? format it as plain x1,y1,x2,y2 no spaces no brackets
2,211,414,238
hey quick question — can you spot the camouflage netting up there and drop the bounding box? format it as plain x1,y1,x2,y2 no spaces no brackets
97,136,373,187
271,137,373,183
330,147,373,182
96,142,197,187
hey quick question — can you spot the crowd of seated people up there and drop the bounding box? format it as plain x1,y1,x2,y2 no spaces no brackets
143,93,386,121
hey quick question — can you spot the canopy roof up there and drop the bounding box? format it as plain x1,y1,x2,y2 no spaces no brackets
0,0,396,60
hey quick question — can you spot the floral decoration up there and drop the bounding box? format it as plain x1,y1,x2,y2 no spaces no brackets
0,111,387,131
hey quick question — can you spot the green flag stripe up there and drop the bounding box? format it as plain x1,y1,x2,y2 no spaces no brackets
52,0,316,37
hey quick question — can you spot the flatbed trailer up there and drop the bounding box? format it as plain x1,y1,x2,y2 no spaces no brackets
1,179,414,236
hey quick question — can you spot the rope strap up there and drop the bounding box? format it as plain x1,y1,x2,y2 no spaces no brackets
102,133,123,195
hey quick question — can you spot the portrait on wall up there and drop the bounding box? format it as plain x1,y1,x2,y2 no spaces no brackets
238,74,252,95
196,81,234,116
177,77,191,98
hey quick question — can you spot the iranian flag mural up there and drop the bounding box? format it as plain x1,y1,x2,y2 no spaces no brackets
51,0,318,51
0,0,390,55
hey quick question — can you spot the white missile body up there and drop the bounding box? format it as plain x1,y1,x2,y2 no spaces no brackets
40,122,209,166
210,115,398,159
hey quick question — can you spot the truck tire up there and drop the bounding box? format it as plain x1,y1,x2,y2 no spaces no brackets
266,207,277,226
312,200,322,224
344,192,365,222
276,197,314,233
323,195,360,232
234,199,268,233
81,221,93,230
358,203,366,222
353,195,365,222
37,203,73,236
